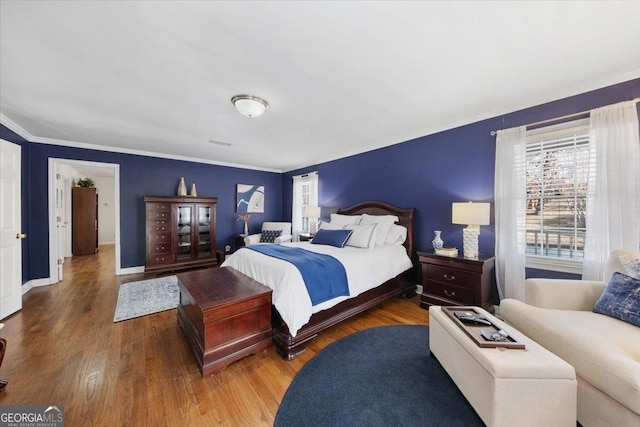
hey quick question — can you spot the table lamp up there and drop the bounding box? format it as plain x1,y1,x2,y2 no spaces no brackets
303,206,321,235
452,202,490,258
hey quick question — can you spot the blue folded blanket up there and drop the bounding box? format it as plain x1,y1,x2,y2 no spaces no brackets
245,245,350,306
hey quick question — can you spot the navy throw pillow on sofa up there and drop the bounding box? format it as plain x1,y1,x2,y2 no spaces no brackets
593,272,640,327
310,229,353,248
260,230,282,243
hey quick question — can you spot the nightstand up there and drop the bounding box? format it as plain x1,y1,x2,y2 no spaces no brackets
298,233,312,242
232,235,247,252
418,251,495,312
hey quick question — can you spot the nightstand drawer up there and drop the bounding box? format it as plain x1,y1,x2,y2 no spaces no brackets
426,280,476,305
424,265,474,288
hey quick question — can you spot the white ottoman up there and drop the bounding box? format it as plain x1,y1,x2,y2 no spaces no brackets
429,306,576,427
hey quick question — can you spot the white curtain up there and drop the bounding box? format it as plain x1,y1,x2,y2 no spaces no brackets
292,175,303,241
292,172,318,241
494,126,528,300
583,101,640,280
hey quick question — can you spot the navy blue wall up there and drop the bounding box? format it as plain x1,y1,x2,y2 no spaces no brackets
283,78,640,281
0,130,283,282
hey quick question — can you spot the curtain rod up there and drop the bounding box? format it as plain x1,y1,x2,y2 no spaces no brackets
490,97,640,136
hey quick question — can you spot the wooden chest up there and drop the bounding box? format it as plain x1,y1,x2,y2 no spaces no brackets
176,267,272,376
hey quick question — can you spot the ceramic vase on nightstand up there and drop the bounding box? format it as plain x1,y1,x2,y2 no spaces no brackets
432,230,444,250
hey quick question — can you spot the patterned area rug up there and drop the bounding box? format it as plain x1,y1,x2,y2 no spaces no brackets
113,276,179,322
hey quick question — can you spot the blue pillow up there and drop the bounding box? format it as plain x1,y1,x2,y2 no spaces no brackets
310,229,353,248
593,272,640,327
260,229,282,243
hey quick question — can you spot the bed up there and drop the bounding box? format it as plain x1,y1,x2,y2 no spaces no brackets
222,201,416,359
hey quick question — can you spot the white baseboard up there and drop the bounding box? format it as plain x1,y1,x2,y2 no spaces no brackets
118,266,144,276
22,277,54,294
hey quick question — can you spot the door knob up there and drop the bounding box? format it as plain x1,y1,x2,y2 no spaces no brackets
16,233,27,239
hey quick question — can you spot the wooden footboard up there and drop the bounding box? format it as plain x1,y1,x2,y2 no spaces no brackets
272,270,416,360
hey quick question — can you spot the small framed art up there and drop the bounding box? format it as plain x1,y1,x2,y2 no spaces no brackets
236,184,265,213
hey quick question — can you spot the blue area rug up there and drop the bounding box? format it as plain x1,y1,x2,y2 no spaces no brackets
275,325,483,427
113,276,179,322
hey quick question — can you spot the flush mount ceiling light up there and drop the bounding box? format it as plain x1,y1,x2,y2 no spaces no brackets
231,94,269,118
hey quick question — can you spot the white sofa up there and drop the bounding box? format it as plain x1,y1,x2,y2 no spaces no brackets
243,221,292,246
501,251,640,427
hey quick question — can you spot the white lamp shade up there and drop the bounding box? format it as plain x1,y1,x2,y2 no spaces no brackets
303,206,321,218
452,202,490,226
231,95,269,118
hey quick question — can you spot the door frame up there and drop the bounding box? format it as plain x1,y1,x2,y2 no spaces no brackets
48,158,121,283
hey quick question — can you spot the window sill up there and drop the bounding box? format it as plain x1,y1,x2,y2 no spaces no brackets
526,255,583,275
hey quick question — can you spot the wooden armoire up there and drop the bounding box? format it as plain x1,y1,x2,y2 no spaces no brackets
144,196,218,274
72,187,99,255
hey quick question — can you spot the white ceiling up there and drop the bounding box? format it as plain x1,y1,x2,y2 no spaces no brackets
1,1,640,173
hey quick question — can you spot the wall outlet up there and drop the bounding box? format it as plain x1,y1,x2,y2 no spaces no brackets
225,245,231,253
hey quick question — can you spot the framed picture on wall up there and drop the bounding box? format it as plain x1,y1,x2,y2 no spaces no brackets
236,184,265,213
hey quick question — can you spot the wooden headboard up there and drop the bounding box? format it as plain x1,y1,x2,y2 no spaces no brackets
336,200,416,258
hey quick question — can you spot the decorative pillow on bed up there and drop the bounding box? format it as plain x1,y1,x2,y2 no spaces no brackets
384,224,407,245
310,229,353,248
359,214,399,247
343,223,378,249
330,213,362,225
260,229,282,243
319,221,346,231
593,272,640,327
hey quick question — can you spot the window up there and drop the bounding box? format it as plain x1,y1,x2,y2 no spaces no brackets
292,171,318,240
525,118,591,273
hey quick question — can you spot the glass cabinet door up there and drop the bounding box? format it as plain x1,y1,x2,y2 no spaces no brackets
176,205,193,260
196,205,212,258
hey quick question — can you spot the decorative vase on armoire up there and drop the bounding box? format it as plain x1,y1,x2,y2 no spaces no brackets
432,230,444,250
177,177,187,196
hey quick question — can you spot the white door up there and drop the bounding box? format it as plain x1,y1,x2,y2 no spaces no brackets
0,139,23,320
55,173,65,281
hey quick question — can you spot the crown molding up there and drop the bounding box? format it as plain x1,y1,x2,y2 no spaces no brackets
0,113,34,141
0,113,282,173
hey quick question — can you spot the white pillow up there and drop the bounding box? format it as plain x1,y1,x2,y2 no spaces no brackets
360,213,399,224
330,213,362,225
319,221,345,231
384,224,407,245
343,223,378,249
360,214,399,247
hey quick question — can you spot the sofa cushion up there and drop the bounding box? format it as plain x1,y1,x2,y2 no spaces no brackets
593,272,640,327
619,252,640,280
500,300,640,415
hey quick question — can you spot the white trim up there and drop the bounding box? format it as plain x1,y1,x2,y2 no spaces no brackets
526,255,583,275
49,159,122,281
0,113,33,141
118,266,145,276
0,114,282,173
22,277,54,294
283,70,640,172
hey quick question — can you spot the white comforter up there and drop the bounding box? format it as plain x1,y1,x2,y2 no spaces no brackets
221,242,413,337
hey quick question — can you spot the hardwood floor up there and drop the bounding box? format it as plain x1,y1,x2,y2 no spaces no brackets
0,245,428,426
